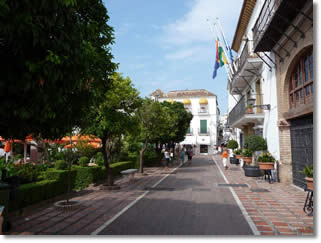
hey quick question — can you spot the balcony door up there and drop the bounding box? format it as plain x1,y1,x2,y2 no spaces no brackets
256,80,263,113
200,120,207,134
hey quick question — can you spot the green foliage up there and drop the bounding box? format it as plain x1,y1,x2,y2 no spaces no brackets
302,164,313,178
227,140,238,150
8,160,135,211
244,135,267,152
0,0,116,140
234,149,242,155
15,163,41,184
79,156,89,167
241,149,252,157
54,160,67,170
257,153,275,162
95,152,104,166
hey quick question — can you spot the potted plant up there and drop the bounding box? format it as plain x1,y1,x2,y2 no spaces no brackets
246,104,253,113
243,135,267,177
257,153,275,170
234,149,242,159
227,140,239,164
241,149,252,164
302,164,313,190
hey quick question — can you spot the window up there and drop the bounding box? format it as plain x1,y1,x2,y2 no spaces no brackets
289,47,313,108
200,120,207,134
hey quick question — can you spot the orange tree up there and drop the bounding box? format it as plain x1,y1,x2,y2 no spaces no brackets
0,0,116,140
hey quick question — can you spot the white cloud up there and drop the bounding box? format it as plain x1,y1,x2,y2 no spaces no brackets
163,0,241,45
165,45,213,61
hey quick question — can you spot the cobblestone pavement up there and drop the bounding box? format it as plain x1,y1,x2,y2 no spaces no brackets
213,154,314,236
4,155,314,235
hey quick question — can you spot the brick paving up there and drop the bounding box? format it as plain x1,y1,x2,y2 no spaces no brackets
213,154,314,236
5,167,170,235
3,155,314,235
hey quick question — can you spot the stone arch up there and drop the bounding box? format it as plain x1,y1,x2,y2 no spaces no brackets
282,44,313,113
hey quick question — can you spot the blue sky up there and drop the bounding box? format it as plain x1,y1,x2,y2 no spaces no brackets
104,0,243,114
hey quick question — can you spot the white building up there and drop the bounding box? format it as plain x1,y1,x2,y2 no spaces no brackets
150,89,220,155
226,0,280,161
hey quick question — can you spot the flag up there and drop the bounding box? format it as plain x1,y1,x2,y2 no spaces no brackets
213,38,227,79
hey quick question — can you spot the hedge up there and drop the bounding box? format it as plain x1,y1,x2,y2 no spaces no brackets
8,161,135,212
9,180,60,211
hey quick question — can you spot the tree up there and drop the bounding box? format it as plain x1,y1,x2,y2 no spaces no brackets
159,101,193,148
227,139,238,151
244,135,267,163
81,73,141,186
0,0,116,140
136,99,169,173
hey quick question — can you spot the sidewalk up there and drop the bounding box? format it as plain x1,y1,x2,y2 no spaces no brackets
4,166,178,235
213,154,314,235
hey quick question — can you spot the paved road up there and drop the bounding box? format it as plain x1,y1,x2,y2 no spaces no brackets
98,156,254,235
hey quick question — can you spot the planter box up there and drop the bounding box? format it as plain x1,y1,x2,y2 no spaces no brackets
230,157,239,165
243,157,252,164
244,165,262,177
235,155,242,160
258,162,274,170
305,177,313,191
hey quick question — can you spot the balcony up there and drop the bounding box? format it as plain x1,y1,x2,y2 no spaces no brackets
198,108,209,115
198,128,210,136
229,40,262,95
253,0,308,52
228,95,264,129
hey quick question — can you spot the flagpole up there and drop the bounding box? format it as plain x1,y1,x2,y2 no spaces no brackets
216,17,237,72
206,19,233,83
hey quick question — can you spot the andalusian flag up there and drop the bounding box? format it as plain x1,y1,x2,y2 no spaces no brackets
212,38,228,79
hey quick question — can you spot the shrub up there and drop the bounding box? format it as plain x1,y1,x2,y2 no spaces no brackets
257,153,275,162
227,140,238,150
54,160,67,170
16,163,41,184
241,149,252,157
234,149,242,155
95,152,104,166
302,164,313,178
244,135,267,152
79,156,89,167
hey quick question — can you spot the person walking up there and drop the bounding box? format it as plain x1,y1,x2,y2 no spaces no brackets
164,148,170,170
170,149,174,166
187,149,193,166
222,148,229,170
180,149,185,166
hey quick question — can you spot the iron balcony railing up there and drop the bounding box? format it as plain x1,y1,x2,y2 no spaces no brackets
252,0,283,51
228,95,247,126
198,108,209,114
198,128,210,136
228,94,264,127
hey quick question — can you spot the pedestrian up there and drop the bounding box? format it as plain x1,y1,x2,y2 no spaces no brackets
187,149,193,165
180,149,185,166
222,148,229,170
170,148,174,165
164,148,170,170
218,145,222,154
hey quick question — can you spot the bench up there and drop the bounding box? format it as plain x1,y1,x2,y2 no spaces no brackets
120,169,138,182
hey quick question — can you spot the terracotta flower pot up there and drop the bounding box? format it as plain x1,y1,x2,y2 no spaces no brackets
235,155,242,159
305,177,313,191
258,162,274,170
243,157,252,164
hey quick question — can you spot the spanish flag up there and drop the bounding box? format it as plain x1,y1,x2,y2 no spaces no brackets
213,38,228,79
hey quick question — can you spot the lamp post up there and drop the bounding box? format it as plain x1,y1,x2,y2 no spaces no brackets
247,95,270,110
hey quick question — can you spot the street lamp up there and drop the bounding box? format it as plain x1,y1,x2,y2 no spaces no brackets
247,95,270,110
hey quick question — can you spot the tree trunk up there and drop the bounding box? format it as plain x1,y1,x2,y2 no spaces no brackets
102,137,114,186
139,141,147,174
